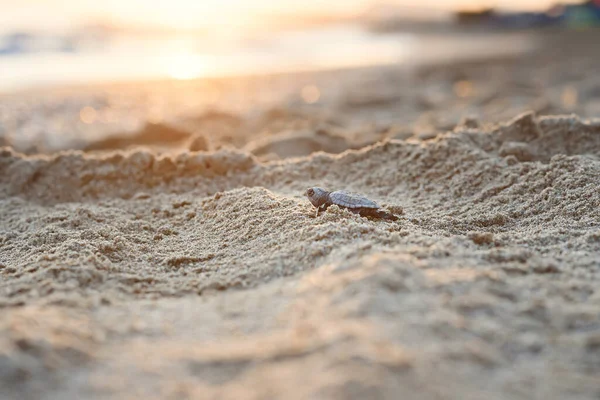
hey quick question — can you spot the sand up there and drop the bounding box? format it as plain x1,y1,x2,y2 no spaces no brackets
1,31,600,399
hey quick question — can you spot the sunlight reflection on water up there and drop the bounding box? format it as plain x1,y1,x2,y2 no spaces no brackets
0,25,415,91
0,24,535,92
165,52,213,80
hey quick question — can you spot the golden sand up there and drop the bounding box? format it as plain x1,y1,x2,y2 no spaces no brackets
1,31,599,400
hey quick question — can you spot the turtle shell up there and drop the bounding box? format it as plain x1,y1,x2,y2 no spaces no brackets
329,190,379,209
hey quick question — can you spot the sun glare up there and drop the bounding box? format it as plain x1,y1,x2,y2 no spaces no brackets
165,52,211,80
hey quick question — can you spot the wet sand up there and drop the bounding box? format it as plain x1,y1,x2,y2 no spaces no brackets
1,30,600,399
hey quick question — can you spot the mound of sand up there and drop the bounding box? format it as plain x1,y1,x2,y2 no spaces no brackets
1,108,599,399
83,123,194,152
244,127,362,160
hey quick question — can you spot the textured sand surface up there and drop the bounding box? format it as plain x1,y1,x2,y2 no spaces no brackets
1,31,600,399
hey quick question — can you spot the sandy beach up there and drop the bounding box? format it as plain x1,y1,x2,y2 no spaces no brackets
1,30,600,399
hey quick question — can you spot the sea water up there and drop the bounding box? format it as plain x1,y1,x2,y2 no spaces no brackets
0,25,418,92
0,23,536,92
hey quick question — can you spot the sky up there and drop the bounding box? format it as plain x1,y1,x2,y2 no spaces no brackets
0,0,583,33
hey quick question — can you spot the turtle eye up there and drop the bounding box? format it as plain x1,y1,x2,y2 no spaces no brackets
307,189,314,196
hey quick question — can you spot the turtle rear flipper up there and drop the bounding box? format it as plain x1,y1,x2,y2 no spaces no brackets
358,208,399,221
376,210,399,221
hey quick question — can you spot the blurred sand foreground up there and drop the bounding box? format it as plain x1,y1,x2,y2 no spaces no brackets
1,31,599,399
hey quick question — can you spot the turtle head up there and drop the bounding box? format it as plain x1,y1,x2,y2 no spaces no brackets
304,187,329,208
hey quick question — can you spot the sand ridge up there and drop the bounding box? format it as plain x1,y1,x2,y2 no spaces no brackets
1,108,600,399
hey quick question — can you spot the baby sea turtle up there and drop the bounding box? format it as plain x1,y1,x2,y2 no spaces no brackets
304,187,399,221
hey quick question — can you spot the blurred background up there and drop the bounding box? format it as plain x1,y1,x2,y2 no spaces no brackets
1,0,599,92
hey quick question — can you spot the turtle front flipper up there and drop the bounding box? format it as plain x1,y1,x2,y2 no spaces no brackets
315,203,329,218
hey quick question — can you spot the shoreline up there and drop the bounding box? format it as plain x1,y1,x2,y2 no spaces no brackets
0,28,538,97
